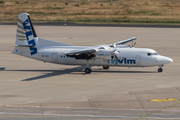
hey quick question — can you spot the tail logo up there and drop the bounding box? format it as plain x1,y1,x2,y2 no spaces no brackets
17,18,27,41
17,18,37,55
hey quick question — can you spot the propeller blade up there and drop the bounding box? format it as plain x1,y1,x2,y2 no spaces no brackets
115,55,118,61
131,41,133,47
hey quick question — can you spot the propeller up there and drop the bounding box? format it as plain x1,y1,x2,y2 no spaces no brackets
110,43,119,64
108,37,137,64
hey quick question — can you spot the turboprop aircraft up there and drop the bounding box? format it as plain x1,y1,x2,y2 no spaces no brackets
12,13,173,74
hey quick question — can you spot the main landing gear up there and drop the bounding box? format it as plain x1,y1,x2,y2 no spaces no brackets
103,66,110,69
158,65,163,73
84,59,94,74
85,68,92,74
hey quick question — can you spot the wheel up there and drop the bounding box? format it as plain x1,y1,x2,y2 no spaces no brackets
158,68,163,72
103,66,110,69
85,68,92,74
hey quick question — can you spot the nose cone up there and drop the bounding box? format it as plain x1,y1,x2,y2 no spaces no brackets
167,58,173,63
157,56,173,64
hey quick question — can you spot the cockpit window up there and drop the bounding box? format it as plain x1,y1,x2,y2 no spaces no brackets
147,53,153,56
147,53,158,56
153,53,158,55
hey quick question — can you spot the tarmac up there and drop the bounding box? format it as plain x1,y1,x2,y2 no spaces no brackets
0,24,180,120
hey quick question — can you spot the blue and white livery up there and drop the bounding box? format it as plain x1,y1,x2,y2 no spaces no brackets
13,13,173,74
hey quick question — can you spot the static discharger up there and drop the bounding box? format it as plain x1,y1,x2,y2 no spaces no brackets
150,98,179,102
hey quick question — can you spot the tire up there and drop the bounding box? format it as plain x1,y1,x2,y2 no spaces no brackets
158,68,163,72
85,68,92,74
103,66,109,69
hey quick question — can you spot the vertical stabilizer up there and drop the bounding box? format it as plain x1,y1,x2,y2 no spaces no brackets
16,13,38,55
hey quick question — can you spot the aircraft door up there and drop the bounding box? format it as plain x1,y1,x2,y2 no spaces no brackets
135,55,141,65
52,53,58,63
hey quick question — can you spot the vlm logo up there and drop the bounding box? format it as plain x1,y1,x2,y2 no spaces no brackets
106,58,136,65
23,19,37,55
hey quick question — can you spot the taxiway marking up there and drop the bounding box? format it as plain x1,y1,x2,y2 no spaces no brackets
134,101,180,120
151,98,179,102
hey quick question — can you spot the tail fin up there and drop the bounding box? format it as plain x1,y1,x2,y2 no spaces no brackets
15,13,38,55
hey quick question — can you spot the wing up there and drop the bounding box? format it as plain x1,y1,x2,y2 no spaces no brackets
109,37,137,47
63,37,137,59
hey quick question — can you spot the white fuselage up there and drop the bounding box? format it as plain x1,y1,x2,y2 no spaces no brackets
13,45,172,68
12,13,173,73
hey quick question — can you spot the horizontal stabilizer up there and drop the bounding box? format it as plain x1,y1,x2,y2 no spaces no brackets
14,45,35,47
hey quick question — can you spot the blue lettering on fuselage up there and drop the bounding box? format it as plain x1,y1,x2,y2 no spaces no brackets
106,58,136,65
23,19,37,55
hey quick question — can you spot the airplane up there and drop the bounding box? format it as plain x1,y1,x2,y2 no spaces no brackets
12,13,173,74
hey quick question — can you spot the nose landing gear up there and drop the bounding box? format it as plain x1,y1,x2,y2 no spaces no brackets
158,68,163,72
158,65,164,73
